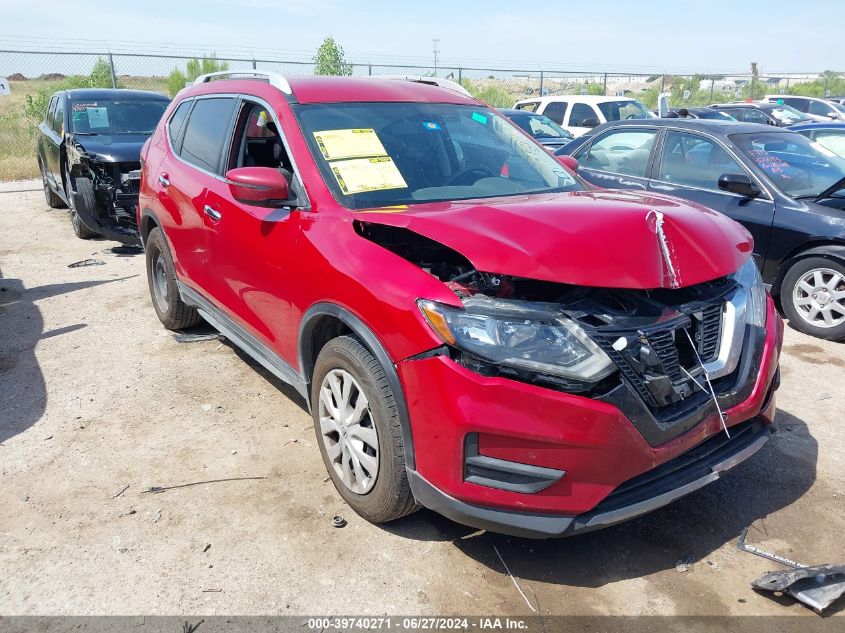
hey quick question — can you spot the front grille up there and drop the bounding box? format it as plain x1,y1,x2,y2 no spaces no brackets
649,329,685,385
697,304,723,361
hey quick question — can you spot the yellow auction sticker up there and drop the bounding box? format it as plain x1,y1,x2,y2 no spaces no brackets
330,157,408,195
313,128,388,161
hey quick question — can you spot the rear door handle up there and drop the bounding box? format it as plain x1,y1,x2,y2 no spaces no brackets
158,174,170,187
203,205,222,221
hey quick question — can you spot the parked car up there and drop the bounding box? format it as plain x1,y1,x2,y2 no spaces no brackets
37,89,170,244
788,121,845,158
499,108,574,151
762,95,845,121
557,118,845,340
139,72,781,538
662,107,736,121
709,102,811,126
512,95,655,137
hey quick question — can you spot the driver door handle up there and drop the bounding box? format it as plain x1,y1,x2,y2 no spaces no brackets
203,205,222,221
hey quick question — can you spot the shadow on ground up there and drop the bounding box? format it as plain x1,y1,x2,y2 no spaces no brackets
0,270,135,444
384,410,817,588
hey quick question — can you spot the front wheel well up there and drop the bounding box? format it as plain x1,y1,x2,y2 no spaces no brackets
302,314,353,383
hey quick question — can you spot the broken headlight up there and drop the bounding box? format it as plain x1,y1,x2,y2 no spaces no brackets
418,298,616,382
731,258,767,327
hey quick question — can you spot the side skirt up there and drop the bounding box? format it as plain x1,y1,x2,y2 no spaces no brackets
177,281,308,401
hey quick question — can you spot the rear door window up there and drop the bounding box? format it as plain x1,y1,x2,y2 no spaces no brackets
576,128,658,177
178,98,237,173
569,103,600,128
809,100,834,117
542,102,568,124
742,109,770,125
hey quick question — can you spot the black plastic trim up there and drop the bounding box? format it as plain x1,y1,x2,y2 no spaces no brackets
298,303,416,470
463,433,565,494
409,415,772,539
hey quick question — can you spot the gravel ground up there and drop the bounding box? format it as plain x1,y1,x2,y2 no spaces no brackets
0,179,843,617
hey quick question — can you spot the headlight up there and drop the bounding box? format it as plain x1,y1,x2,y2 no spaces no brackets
730,258,767,327
418,297,616,382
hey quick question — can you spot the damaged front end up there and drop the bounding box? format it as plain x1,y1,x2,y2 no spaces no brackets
66,138,142,245
357,221,770,447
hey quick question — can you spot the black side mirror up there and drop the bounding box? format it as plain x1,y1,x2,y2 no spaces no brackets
582,117,600,128
718,173,761,198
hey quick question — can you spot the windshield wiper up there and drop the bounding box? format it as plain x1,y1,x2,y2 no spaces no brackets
813,175,845,202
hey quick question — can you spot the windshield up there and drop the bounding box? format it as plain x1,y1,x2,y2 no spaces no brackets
69,99,169,135
510,113,573,140
295,103,583,210
831,102,845,115
768,104,807,124
597,100,654,122
731,131,845,198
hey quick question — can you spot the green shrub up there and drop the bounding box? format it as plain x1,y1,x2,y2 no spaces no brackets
167,56,229,97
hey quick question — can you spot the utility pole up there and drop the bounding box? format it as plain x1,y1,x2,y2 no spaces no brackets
750,61,758,100
433,38,440,77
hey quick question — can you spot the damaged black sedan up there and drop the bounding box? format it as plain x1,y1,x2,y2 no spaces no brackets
37,89,170,244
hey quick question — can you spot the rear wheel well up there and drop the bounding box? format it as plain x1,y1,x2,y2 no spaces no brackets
140,213,160,245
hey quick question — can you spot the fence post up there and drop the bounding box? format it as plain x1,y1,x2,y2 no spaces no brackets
602,72,608,96
252,59,257,70
539,70,544,97
368,64,372,76
458,67,462,85
660,74,665,92
709,75,715,103
107,53,117,89
786,76,790,91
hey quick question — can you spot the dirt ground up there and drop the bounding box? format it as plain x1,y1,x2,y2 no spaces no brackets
0,179,843,618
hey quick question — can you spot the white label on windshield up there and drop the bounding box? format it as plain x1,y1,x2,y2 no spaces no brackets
330,157,407,194
87,107,109,128
313,128,388,161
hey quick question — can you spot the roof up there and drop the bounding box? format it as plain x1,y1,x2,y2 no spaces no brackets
711,102,778,110
514,94,640,106
63,88,169,100
184,75,477,105
587,118,777,135
787,121,845,131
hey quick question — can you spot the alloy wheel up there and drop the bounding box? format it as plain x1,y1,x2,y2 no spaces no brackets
151,250,170,313
318,368,379,494
792,267,845,329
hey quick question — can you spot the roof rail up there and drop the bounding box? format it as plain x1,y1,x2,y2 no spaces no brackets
375,75,473,98
193,70,292,95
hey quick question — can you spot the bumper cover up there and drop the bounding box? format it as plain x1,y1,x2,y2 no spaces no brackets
409,416,773,539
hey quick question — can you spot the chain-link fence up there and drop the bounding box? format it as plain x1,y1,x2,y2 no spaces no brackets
1,48,842,181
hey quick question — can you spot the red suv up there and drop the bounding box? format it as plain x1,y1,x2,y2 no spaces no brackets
138,72,783,538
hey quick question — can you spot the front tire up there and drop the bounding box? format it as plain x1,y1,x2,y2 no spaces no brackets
311,335,416,523
144,227,201,330
66,172,99,240
781,256,845,341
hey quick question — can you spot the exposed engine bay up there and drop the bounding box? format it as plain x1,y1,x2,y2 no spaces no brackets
66,139,142,245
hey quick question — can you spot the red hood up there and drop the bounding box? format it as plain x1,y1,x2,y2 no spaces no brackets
356,190,753,289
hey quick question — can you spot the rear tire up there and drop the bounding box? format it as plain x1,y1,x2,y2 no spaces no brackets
781,256,845,341
40,159,65,209
66,172,99,240
145,227,201,330
311,335,416,523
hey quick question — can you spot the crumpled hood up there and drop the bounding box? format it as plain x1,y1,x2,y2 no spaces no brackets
74,134,149,163
357,190,753,289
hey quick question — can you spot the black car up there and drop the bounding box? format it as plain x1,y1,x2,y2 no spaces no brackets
37,89,170,244
708,103,810,127
499,108,574,151
556,119,845,340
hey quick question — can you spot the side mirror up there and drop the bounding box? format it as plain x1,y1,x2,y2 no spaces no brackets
582,117,600,128
225,167,291,207
557,155,579,171
718,173,760,198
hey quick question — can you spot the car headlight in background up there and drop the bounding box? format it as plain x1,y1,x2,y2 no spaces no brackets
730,257,767,327
418,297,616,382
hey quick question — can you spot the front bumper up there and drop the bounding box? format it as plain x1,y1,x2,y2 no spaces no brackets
397,296,783,538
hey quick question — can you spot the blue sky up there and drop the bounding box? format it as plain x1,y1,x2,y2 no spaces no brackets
1,0,842,73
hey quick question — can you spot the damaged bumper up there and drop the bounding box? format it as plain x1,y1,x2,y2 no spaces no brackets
398,296,783,538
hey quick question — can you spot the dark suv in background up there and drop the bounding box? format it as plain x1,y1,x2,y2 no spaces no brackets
37,88,169,244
